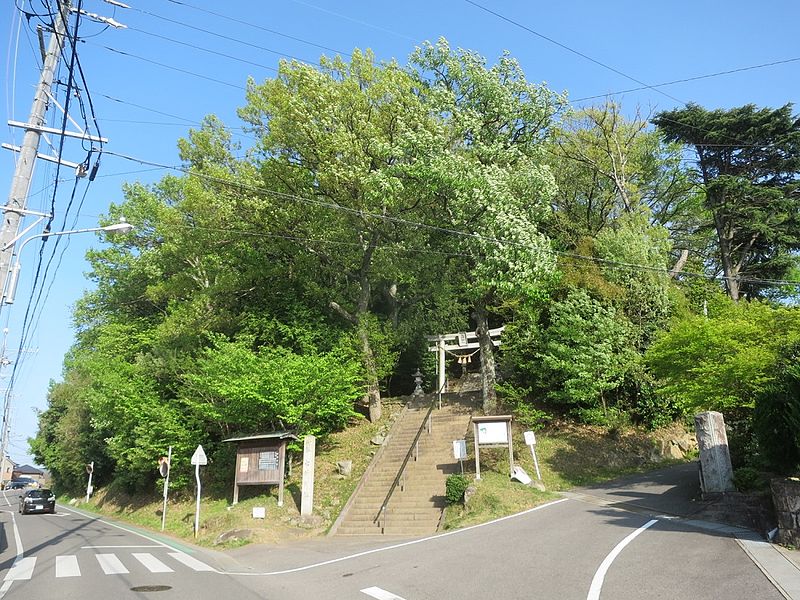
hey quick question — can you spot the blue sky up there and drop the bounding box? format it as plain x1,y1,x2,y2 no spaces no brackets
1,0,799,465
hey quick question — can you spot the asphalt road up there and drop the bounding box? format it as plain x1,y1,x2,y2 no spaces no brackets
0,486,784,599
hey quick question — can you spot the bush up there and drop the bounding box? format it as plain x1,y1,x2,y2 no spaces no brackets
497,383,552,430
732,466,766,492
445,474,471,505
753,348,800,475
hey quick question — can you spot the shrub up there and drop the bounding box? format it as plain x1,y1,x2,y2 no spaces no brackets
732,466,765,492
753,346,800,475
445,474,471,505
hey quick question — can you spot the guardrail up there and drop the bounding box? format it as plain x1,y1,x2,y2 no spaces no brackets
374,380,446,533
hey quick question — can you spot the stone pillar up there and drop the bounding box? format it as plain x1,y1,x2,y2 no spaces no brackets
694,411,735,495
301,435,316,517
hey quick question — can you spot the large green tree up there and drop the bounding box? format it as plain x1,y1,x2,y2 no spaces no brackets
653,103,800,300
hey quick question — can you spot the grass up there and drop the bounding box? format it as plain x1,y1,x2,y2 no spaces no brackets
67,407,691,547
442,420,691,529
71,400,406,548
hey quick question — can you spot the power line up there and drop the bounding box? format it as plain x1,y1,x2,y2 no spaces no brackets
572,56,800,103
125,26,281,74
164,0,350,57
101,149,800,289
462,0,684,105
93,43,246,90
128,7,325,67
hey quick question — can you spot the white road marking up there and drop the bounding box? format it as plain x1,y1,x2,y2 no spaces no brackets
56,555,81,578
4,557,36,581
168,552,216,572
96,553,129,575
133,552,174,573
223,497,570,577
587,519,658,600
361,586,407,600
82,545,162,549
0,498,25,597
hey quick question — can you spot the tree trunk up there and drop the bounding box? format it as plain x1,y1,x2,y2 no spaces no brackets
473,299,497,414
358,318,382,422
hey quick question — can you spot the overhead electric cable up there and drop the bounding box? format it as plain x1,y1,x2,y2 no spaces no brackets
95,44,245,90
462,0,684,105
572,56,800,103
164,0,349,57
128,8,325,66
100,149,800,289
125,26,282,73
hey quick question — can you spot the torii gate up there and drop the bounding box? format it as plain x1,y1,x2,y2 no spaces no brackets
426,326,504,393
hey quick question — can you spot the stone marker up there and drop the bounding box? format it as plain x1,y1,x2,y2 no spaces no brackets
336,460,352,476
301,435,316,517
694,411,735,494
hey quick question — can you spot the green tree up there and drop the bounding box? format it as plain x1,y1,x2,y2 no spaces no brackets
535,288,639,417
409,40,564,412
646,298,800,413
653,103,800,300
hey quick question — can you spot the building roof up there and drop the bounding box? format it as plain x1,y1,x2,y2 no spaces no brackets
222,432,298,443
14,464,44,475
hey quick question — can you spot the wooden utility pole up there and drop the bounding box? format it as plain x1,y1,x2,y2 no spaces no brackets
0,2,69,298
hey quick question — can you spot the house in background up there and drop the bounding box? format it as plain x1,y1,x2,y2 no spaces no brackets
12,464,46,487
0,456,16,487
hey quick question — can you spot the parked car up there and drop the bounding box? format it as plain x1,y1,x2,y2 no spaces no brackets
19,488,56,514
6,480,28,490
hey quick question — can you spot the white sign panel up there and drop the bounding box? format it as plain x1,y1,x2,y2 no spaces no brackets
477,421,508,445
453,439,467,460
524,431,537,446
191,445,208,466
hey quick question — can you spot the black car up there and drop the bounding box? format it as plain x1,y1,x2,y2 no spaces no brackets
19,488,56,514
6,481,27,490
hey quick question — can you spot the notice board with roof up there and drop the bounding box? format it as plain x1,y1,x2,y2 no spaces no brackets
223,432,297,506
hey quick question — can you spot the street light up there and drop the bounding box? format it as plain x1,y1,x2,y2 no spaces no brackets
2,218,133,305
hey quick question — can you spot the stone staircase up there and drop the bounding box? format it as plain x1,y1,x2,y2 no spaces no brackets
333,392,476,536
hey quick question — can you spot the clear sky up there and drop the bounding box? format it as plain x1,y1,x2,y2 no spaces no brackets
1,0,799,466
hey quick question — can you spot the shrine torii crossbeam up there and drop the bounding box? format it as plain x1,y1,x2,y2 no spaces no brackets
426,326,504,393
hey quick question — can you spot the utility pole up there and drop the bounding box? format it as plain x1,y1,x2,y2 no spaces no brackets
0,1,69,300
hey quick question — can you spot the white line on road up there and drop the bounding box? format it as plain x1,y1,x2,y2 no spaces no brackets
587,518,658,600
81,545,163,549
168,552,216,572
0,496,25,598
4,557,36,581
361,586,407,600
226,497,570,577
96,553,130,575
56,555,81,578
133,552,174,573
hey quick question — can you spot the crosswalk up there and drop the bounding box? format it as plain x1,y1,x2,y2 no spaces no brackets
4,550,215,581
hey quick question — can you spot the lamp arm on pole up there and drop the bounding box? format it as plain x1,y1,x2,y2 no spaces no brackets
2,219,133,305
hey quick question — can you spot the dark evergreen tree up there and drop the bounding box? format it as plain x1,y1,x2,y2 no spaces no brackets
653,103,800,300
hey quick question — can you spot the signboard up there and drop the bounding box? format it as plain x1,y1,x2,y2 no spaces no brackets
158,456,169,477
258,451,279,471
524,431,537,446
191,445,208,466
239,457,249,473
477,421,509,445
453,440,467,460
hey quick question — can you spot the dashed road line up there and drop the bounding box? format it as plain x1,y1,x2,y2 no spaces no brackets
361,586,407,600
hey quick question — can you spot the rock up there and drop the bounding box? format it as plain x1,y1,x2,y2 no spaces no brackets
337,460,353,476
299,514,325,528
68,498,78,506
371,434,386,446
666,441,685,460
214,529,252,546
529,480,546,492
463,484,477,505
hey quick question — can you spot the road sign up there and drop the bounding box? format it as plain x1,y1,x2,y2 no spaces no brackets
86,463,94,474
191,445,207,466
158,456,169,477
524,430,537,446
